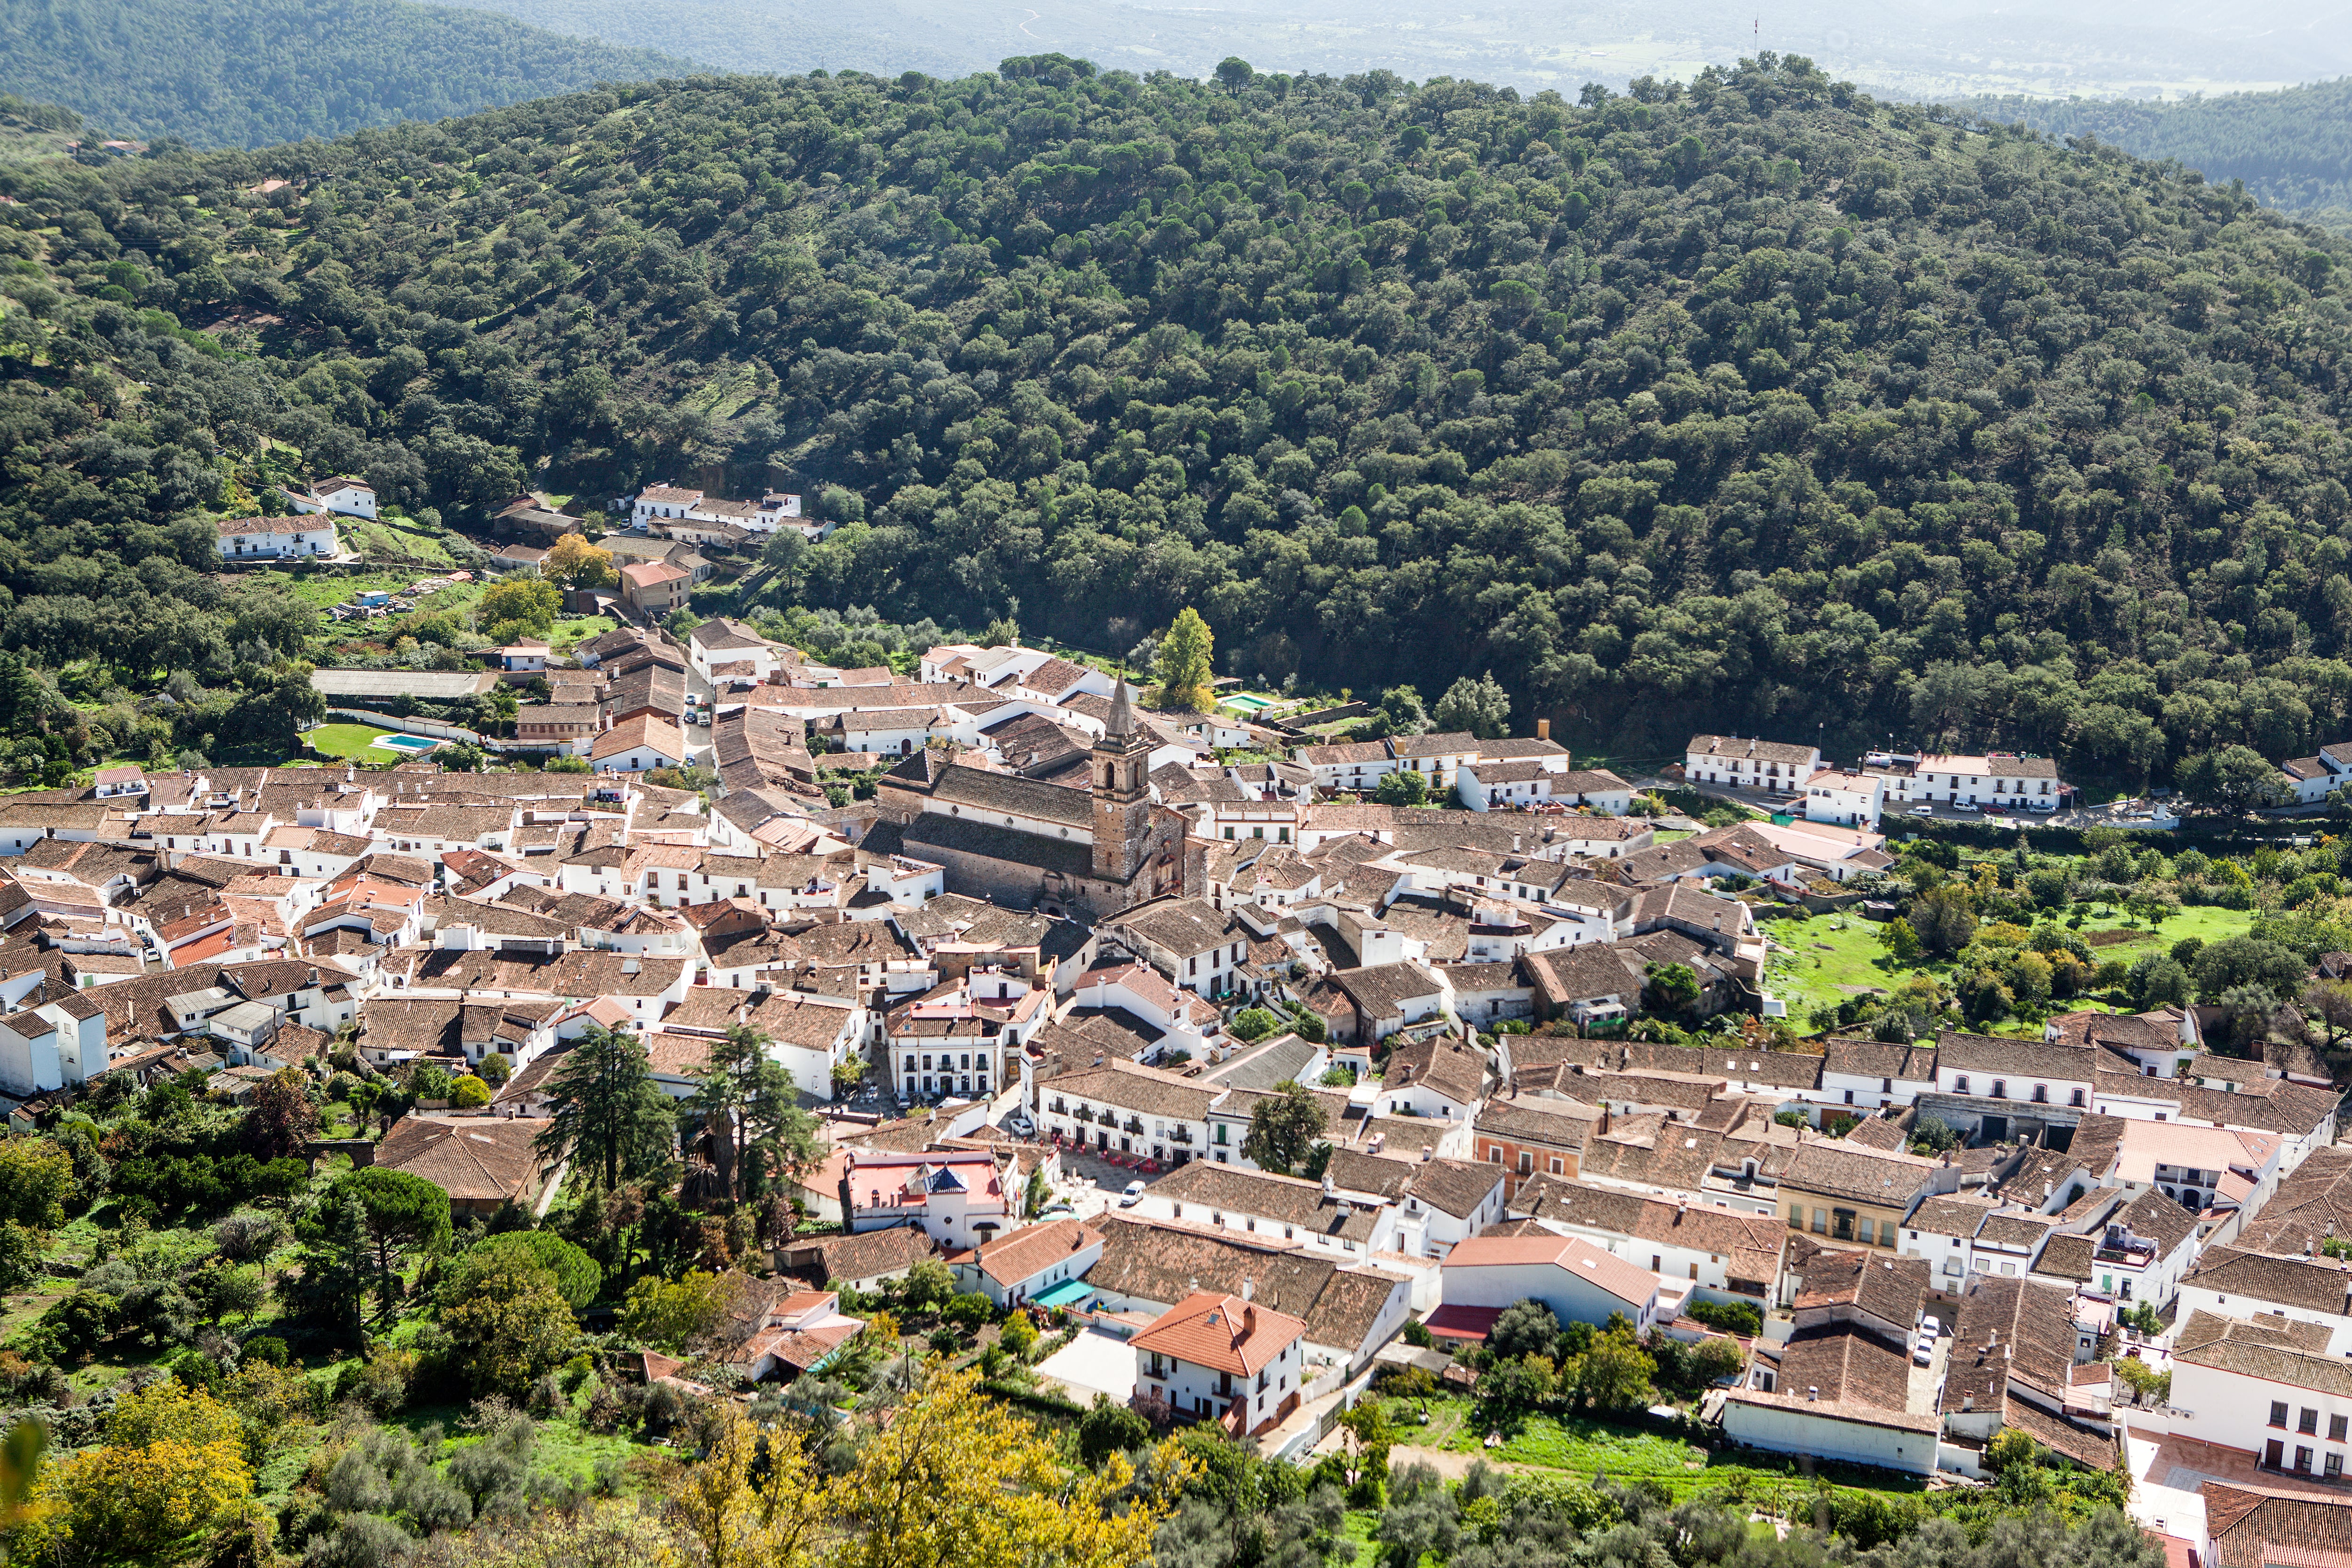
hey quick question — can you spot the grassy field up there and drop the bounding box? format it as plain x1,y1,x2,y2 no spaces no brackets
1761,903,2258,1022
305,722,405,760
1382,1397,1926,1504
343,515,459,565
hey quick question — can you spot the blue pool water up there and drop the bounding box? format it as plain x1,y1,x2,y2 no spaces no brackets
374,734,442,753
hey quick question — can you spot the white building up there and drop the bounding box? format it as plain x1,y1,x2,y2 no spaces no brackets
1132,1289,1308,1439
1435,1230,1664,1335
218,516,339,560
947,1217,1106,1308
1800,769,1885,829
1863,752,2063,812
0,994,106,1095
1683,735,1821,793
285,477,376,519
2170,1309,2352,1480
836,1149,1016,1251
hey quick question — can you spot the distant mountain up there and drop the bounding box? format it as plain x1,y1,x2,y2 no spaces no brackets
0,0,705,149
1962,79,2352,232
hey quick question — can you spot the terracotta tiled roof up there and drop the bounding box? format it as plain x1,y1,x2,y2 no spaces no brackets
1131,1290,1306,1376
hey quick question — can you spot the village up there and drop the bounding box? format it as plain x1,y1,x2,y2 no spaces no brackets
4,476,2322,1566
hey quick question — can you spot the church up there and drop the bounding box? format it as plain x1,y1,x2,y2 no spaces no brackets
866,680,1208,920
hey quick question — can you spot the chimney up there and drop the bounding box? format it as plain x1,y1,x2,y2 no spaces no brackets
1807,1386,1819,1401
1323,1173,1335,1196
1241,1278,1254,1303
1537,718,1550,741
1962,1394,1973,1411
1244,1303,1257,1337
1422,1145,1434,1162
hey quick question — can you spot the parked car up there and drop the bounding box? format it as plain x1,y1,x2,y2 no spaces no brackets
1913,1338,1934,1367
1918,1315,1940,1337
1118,1179,1147,1207
1912,804,1935,816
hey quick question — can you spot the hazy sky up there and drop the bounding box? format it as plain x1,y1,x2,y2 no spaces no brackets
445,0,2352,100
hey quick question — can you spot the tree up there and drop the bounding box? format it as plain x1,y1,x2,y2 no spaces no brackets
1373,769,1429,806
441,1250,578,1395
619,1269,739,1351
0,1139,74,1229
476,576,561,639
1907,883,1979,956
692,1023,823,1202
1227,1007,1281,1043
1077,1393,1152,1465
1565,1328,1655,1412
823,1366,1182,1568
1155,607,1216,711
2128,954,2193,1009
1375,685,1431,737
306,1169,451,1326
24,1382,250,1565
900,1258,956,1315
1642,962,1701,1020
450,1074,491,1108
543,533,616,589
2191,936,2309,1003
2177,746,2289,815
476,1052,512,1087
2304,979,2352,1050
448,1230,603,1309
1214,57,1255,94
1432,672,1510,738
999,1310,1038,1360
677,1405,820,1568
1240,1080,1327,1174
1875,917,1922,963
536,1024,675,1191
1486,1298,1559,1362
240,1067,319,1161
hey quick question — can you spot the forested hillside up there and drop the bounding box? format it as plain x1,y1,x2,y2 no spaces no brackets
0,0,699,149
2,56,2351,780
1964,79,2352,232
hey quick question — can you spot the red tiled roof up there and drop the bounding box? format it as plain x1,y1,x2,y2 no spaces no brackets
1130,1290,1305,1377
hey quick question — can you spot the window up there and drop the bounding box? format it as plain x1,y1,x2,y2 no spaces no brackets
1489,1146,1502,1164
2273,1402,2291,1429
1992,1080,2007,1099
2333,1455,2346,1480
2071,1088,2085,1107
2031,1084,2048,1104
1955,1076,1970,1094
2303,1409,2321,1435
1549,1156,1564,1175
1788,1204,1803,1229
2298,1447,2315,1474
1857,1218,1875,1245
1518,1152,1532,1174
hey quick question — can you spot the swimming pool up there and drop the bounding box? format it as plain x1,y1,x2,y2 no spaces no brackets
1223,693,1273,713
372,733,443,754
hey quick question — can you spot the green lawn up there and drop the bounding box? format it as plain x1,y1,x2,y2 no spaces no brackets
1761,913,1912,1018
1404,1398,1925,1503
2059,902,2254,967
1762,903,2258,1023
306,721,405,760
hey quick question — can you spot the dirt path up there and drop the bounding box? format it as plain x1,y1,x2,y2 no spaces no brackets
1388,1443,1528,1480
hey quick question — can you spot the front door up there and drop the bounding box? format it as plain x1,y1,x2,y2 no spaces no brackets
2268,1440,2286,1469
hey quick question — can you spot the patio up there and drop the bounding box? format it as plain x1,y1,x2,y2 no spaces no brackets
2124,1425,2351,1542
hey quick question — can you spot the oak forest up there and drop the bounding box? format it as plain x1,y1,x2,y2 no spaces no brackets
0,54,2350,788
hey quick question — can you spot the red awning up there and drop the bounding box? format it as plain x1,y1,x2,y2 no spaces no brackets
1422,1305,1505,1342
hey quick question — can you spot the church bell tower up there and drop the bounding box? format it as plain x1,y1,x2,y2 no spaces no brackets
1091,677,1155,883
